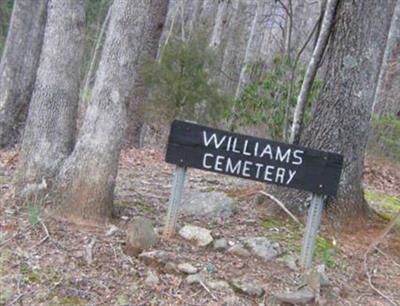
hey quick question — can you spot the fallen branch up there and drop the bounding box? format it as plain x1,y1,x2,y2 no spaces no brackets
85,238,97,265
259,191,302,225
375,247,400,268
199,280,217,301
363,210,400,306
36,219,50,246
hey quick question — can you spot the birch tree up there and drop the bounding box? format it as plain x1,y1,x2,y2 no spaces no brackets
0,0,47,148
209,0,229,49
289,0,338,144
372,0,400,117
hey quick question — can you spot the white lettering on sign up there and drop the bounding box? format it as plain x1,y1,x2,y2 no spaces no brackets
202,131,305,166
202,153,213,169
201,154,299,185
201,131,305,184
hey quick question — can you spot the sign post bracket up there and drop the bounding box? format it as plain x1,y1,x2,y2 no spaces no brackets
163,165,187,238
300,193,325,269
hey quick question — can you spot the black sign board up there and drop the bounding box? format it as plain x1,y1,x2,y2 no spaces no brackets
165,120,343,196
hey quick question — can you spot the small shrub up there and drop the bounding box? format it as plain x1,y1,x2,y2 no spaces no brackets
228,55,322,140
141,33,230,126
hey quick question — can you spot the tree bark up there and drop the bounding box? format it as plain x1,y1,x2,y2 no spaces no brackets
289,0,338,145
300,0,395,227
15,0,87,188
55,0,149,224
234,0,260,99
372,0,400,117
82,6,111,100
124,0,169,148
0,0,47,148
209,0,229,49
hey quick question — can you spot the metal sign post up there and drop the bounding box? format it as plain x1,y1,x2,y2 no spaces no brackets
300,193,325,269
163,166,187,238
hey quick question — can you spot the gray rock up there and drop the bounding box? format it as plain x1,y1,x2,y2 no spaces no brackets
181,191,237,218
179,225,213,246
186,273,203,285
126,217,157,256
222,296,242,306
272,288,315,305
206,279,230,290
243,237,282,261
145,271,160,286
105,225,119,237
205,262,217,273
213,238,228,251
138,250,171,267
164,262,179,274
230,279,265,297
227,244,250,257
278,254,298,271
177,263,198,274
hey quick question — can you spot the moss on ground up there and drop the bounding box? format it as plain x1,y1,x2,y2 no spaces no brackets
365,189,400,222
261,217,338,267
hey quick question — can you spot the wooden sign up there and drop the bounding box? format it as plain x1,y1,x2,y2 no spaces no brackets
165,120,343,196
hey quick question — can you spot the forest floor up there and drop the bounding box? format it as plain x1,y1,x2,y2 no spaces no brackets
0,148,399,306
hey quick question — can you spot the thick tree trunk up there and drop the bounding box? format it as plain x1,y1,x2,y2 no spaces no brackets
0,0,47,148
289,0,338,145
55,0,148,224
15,0,86,189
372,0,400,117
125,0,169,149
300,0,395,227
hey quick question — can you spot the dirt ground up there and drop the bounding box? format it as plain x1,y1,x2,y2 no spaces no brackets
0,148,399,305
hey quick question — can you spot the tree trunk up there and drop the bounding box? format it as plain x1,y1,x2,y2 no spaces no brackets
300,0,395,227
77,5,111,132
124,0,169,149
234,0,260,99
0,0,47,148
15,0,87,188
289,0,338,145
55,0,149,224
209,0,229,49
372,0,400,117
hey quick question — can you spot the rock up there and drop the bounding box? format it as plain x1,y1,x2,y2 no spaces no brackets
227,244,250,257
186,273,203,285
272,288,315,305
105,225,119,237
126,217,157,256
206,279,230,290
213,238,228,251
164,262,179,274
222,296,242,305
181,191,237,218
205,262,217,273
0,280,13,304
243,237,282,261
179,225,213,247
177,263,198,274
138,250,171,267
230,279,265,297
278,254,298,271
145,271,160,286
